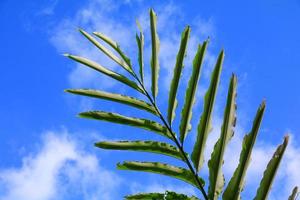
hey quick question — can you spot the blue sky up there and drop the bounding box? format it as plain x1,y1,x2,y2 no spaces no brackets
0,0,300,199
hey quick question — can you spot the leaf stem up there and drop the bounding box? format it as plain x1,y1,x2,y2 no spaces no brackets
132,73,209,200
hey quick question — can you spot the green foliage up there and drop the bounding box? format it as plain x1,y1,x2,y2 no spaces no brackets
117,161,204,188
150,9,160,100
95,140,185,161
79,111,172,139
136,20,145,84
125,191,200,200
65,8,296,200
191,49,224,172
179,42,207,143
65,89,158,115
288,187,299,200
222,102,265,200
167,26,190,124
207,74,237,200
254,136,289,200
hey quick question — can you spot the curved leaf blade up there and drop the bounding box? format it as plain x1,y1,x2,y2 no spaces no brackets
136,20,145,83
222,102,266,200
179,41,208,143
254,136,289,200
79,29,132,73
125,192,164,199
79,111,172,139
125,191,200,200
93,31,132,69
150,9,160,100
95,140,185,161
191,49,224,172
207,74,237,200
288,186,299,200
167,26,191,124
117,161,205,189
64,54,143,93
65,89,157,115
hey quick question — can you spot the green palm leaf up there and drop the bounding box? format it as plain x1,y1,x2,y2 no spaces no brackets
64,54,143,93
136,20,145,83
95,140,185,161
64,10,297,200
191,50,224,172
117,161,205,188
222,101,266,200
167,26,191,124
65,89,157,115
150,9,160,100
93,31,132,69
79,29,132,73
207,74,237,200
125,191,200,200
179,41,208,143
254,136,289,200
79,111,172,139
288,186,299,200
126,192,164,199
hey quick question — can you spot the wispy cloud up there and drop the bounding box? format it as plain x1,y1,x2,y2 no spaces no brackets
38,0,59,16
0,130,120,200
50,0,215,93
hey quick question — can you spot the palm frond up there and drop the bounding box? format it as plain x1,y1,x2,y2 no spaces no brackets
79,111,173,139
207,74,237,200
93,31,132,69
64,9,296,200
117,161,205,188
254,136,289,200
64,54,143,93
150,9,160,100
136,20,145,83
65,89,157,115
79,29,132,73
191,50,224,172
222,102,266,200
179,41,208,143
95,140,186,161
125,191,200,200
167,26,190,124
288,186,299,200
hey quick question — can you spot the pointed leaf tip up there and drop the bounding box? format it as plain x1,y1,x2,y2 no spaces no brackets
63,53,70,57
208,74,237,199
284,135,289,145
167,26,191,124
179,41,208,143
191,48,224,172
254,135,289,200
223,102,266,200
150,7,160,100
136,19,143,32
288,186,299,200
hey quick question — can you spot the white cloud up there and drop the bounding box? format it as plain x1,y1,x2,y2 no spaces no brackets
0,131,120,200
51,0,133,90
51,0,216,95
